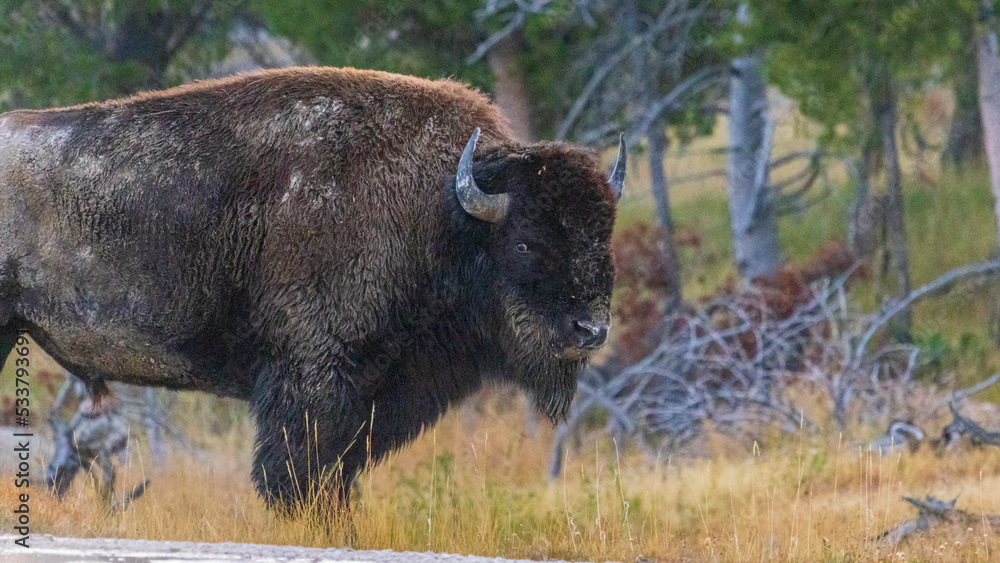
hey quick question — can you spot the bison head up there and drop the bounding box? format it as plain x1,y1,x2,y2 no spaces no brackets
454,128,624,420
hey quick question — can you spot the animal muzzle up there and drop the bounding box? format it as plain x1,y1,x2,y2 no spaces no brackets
570,319,609,350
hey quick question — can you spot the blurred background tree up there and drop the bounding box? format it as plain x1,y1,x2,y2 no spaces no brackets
0,0,247,107
746,0,994,336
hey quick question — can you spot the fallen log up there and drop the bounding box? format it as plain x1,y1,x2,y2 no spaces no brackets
937,402,1000,452
881,496,1000,545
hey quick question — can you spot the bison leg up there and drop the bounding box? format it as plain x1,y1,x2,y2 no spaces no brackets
249,359,370,512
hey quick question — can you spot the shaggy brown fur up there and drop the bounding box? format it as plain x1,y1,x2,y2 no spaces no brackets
0,67,619,508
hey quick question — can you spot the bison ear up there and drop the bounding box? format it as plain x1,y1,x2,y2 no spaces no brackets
608,134,626,200
456,128,510,223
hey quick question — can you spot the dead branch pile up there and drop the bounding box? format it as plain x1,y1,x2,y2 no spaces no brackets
881,496,1000,545
45,372,199,510
551,257,1000,476
46,375,149,511
937,401,1000,451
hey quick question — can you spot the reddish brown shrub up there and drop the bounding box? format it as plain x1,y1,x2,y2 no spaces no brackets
610,225,859,367
612,223,675,291
610,223,683,363
799,238,859,283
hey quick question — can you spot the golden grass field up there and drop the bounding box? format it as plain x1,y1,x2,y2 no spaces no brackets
2,90,1000,561
2,390,1000,562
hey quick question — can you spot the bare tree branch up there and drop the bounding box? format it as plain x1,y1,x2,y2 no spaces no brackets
670,167,728,184
551,254,1000,471
852,257,1000,370
628,64,727,143
881,496,1000,546
769,150,819,169
555,37,640,140
475,0,727,151
466,10,526,64
556,1,706,140
946,402,1000,447
954,371,1000,400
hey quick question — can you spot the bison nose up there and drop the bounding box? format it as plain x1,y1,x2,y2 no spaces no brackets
572,320,609,350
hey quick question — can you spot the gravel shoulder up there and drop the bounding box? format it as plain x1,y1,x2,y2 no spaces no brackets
0,534,593,563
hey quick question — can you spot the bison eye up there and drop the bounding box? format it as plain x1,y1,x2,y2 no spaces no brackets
515,243,529,253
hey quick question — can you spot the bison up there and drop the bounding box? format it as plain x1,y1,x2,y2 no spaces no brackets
0,67,624,508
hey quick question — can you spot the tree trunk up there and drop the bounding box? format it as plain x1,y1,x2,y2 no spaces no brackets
942,42,985,168
726,49,782,281
625,0,682,315
847,131,885,262
874,72,912,336
976,0,1000,246
485,31,535,142
648,125,683,316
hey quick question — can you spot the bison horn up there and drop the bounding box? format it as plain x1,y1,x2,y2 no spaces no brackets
608,134,626,200
456,128,510,223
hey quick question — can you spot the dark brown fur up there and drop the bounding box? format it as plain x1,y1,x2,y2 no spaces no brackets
0,67,617,508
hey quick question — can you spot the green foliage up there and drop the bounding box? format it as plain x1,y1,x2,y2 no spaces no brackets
518,8,599,139
913,330,953,380
0,3,116,109
251,0,495,93
512,0,727,142
747,0,984,151
0,0,239,110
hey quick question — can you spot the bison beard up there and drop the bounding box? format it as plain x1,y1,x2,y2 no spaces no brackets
521,359,582,423
502,299,584,422
0,67,622,510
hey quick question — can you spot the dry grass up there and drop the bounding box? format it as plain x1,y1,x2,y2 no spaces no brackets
2,390,1000,562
